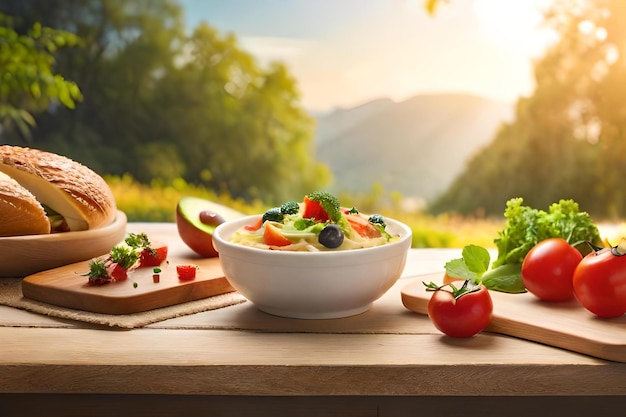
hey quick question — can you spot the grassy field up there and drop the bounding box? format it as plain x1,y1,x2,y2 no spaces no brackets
108,175,624,249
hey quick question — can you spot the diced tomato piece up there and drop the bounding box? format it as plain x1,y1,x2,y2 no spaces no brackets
106,261,128,282
244,217,264,231
263,222,292,247
138,241,168,267
301,197,330,222
346,214,381,238
177,264,198,281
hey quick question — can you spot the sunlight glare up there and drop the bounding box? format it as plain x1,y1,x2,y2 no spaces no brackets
473,0,553,58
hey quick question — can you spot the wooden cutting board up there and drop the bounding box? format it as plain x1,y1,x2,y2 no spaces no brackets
401,273,626,363
22,255,235,315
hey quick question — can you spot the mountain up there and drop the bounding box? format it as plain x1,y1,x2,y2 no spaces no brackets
314,93,514,207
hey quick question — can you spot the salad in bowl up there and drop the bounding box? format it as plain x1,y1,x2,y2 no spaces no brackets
212,191,412,319
229,191,400,252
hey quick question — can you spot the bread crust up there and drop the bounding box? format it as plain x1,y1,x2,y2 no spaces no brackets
0,146,117,231
0,172,51,236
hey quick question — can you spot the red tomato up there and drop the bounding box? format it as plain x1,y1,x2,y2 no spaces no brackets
426,281,493,338
573,247,626,318
301,197,330,222
521,238,582,302
177,264,198,281
263,222,292,247
105,261,128,282
345,214,380,238
244,217,263,231
138,242,168,268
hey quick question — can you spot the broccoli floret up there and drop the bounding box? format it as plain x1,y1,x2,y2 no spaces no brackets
280,200,300,215
306,191,352,236
368,214,386,227
368,214,392,240
306,191,341,222
262,207,284,223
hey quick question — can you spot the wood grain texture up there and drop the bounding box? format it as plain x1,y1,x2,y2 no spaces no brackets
21,255,234,314
401,273,626,362
0,211,127,277
0,328,622,396
2,224,626,403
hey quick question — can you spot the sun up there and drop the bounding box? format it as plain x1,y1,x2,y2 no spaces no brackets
473,0,554,57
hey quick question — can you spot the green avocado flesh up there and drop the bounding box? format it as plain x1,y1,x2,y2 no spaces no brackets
177,196,245,232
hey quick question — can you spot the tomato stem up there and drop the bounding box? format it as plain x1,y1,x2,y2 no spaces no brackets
423,279,482,299
573,240,603,257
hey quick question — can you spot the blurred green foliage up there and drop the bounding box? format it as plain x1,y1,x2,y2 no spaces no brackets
430,0,626,221
0,13,82,138
107,174,266,222
1,0,330,206
3,0,626,238
107,174,503,249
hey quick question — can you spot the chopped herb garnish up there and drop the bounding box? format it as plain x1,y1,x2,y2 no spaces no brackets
86,259,107,278
110,244,139,269
125,232,150,248
125,232,156,256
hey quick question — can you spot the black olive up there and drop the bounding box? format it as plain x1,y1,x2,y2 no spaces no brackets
318,224,344,249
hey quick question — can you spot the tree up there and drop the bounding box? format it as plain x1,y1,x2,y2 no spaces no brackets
1,0,329,204
430,0,626,220
0,12,82,140
153,23,330,202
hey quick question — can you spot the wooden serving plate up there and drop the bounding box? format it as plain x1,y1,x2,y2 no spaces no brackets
22,255,235,315
0,211,127,277
401,273,626,362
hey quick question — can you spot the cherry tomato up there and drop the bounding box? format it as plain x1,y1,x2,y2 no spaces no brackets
243,217,263,231
345,214,380,238
138,242,168,268
105,261,128,282
426,281,493,338
301,197,330,222
521,238,582,302
177,264,198,281
573,246,626,318
263,222,292,247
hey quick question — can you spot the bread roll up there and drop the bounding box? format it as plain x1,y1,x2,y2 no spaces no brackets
0,172,51,236
0,146,117,232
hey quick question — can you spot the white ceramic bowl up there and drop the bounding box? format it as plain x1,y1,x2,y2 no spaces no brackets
212,215,412,319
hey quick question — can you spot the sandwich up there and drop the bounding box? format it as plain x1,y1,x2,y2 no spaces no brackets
0,171,51,236
0,145,117,236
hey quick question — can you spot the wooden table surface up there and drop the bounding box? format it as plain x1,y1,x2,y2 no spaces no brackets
1,223,625,417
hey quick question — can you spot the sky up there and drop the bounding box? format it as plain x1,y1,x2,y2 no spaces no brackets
178,0,557,113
